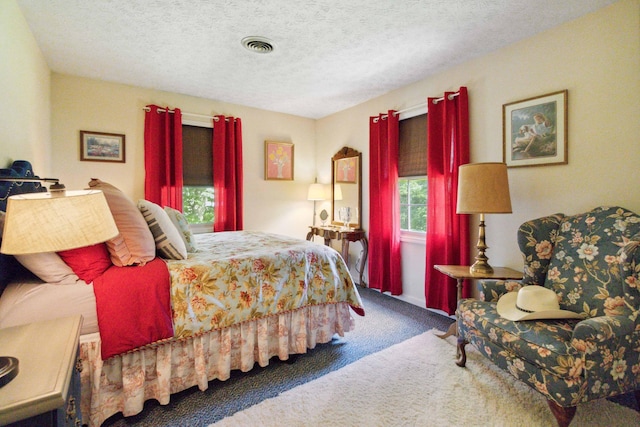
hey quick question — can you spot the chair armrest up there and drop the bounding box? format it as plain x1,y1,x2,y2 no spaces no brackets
571,315,636,346
479,280,522,302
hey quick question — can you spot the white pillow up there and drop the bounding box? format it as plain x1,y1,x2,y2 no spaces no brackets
137,200,187,260
164,206,198,252
14,252,81,285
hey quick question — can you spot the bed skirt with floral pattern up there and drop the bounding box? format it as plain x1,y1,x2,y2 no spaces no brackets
79,301,355,427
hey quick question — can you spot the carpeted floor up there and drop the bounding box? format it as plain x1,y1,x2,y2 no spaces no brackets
102,287,455,426
209,330,640,426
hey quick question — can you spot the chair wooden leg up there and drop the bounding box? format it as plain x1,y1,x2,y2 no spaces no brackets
546,400,576,427
456,337,468,367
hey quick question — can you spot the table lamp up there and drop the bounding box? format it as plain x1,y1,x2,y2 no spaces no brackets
456,162,512,275
0,184,118,387
307,179,325,227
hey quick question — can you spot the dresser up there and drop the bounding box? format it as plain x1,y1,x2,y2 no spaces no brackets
0,316,82,427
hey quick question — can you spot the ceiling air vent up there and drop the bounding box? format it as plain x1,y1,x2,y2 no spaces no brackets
241,36,275,54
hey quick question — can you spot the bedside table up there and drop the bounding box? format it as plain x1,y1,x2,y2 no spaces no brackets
0,316,83,427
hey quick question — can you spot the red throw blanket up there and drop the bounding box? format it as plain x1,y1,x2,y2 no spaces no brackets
93,257,174,359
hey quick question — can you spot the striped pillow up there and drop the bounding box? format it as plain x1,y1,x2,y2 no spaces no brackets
137,200,187,260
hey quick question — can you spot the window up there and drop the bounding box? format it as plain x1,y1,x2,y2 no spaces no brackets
399,177,427,232
398,113,427,234
182,124,214,227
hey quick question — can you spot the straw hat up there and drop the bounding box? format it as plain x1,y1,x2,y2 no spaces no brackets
496,285,583,321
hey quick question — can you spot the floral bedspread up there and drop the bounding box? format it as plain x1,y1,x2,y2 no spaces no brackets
167,231,364,338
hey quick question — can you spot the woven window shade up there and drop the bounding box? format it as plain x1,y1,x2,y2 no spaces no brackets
398,114,427,177
183,125,213,186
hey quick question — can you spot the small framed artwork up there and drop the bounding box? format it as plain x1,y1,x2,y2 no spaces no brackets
265,141,294,180
503,90,567,168
335,156,358,183
80,130,126,163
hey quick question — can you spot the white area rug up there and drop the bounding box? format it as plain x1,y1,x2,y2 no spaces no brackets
210,330,640,426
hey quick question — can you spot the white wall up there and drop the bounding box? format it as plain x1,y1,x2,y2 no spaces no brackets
49,75,318,238
316,0,640,307
0,0,51,174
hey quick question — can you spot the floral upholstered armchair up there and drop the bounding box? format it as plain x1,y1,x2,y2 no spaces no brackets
456,206,640,427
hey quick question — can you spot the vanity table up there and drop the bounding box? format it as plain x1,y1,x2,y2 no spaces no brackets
306,226,368,287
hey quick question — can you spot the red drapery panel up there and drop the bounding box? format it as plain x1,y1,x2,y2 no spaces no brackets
212,115,243,232
424,87,470,314
144,105,183,209
368,111,402,295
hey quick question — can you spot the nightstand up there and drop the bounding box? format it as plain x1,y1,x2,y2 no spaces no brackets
0,316,83,427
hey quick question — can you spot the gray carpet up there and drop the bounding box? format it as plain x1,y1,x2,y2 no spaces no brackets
101,288,638,426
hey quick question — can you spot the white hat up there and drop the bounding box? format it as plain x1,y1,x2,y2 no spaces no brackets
496,285,583,321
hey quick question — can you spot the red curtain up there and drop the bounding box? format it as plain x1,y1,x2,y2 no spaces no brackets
212,115,243,231
368,110,402,295
424,87,470,314
144,105,183,209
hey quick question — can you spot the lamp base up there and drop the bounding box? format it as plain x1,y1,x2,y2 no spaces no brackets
0,356,19,387
469,260,494,275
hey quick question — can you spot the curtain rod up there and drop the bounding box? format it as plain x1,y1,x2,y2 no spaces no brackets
142,107,228,121
374,90,461,122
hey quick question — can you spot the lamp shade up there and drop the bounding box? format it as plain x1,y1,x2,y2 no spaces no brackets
1,190,119,255
457,163,512,214
307,183,325,201
333,184,343,201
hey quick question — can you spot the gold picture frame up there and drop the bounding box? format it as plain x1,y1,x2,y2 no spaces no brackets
264,141,294,180
503,90,567,168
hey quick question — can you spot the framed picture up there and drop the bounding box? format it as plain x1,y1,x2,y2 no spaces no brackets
265,141,294,180
503,90,567,168
335,156,358,183
80,131,126,163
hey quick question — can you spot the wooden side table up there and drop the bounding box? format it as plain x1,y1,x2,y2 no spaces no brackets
433,265,523,339
307,226,369,287
0,316,83,426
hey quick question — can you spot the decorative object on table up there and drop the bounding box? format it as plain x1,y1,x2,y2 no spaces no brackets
503,90,567,168
339,207,352,231
456,162,512,275
264,141,294,180
307,179,325,226
80,130,126,163
319,209,329,226
0,179,118,387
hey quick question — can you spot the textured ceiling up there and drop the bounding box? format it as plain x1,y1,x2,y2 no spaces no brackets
17,0,618,119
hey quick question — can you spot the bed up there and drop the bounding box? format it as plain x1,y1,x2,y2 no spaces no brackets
0,161,364,427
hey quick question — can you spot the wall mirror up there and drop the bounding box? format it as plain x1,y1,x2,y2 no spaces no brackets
331,146,362,229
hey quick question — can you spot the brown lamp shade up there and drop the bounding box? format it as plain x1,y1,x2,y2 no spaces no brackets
1,190,119,255
457,163,512,214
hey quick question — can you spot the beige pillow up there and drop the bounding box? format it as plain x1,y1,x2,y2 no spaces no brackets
164,206,198,252
138,200,187,260
15,252,81,285
88,179,155,266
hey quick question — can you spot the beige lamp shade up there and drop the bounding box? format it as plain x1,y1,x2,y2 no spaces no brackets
307,183,325,201
457,163,512,214
333,184,343,201
1,190,119,255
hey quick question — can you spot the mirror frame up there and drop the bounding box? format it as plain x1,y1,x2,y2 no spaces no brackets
331,146,362,229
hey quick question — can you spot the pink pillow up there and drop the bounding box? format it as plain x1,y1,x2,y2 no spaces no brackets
58,243,112,283
88,179,156,266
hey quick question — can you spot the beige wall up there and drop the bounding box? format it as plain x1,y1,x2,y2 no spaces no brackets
50,75,317,237
0,0,51,173
316,0,640,306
